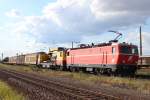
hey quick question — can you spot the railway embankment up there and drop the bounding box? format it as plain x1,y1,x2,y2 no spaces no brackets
0,63,150,100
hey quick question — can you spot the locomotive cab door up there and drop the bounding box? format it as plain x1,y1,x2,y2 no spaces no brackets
102,52,104,66
102,51,107,67
71,55,74,65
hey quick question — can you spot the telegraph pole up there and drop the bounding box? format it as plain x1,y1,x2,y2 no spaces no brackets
72,41,73,48
139,26,142,65
1,53,3,61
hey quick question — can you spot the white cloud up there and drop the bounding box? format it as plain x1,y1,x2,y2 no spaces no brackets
5,9,21,18
2,0,150,56
43,0,150,32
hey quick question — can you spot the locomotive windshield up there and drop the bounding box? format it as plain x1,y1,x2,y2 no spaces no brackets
131,47,138,54
120,46,138,54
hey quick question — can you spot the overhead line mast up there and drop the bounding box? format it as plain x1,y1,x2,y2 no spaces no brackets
139,26,143,65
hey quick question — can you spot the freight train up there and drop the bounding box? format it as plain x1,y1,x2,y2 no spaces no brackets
7,52,49,65
7,41,139,76
6,31,139,76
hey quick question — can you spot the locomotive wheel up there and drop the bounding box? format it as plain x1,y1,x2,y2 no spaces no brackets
70,67,76,72
81,68,86,73
100,69,104,74
76,67,80,72
94,68,100,75
106,69,112,76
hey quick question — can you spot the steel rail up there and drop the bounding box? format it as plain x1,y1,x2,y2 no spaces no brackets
0,68,121,100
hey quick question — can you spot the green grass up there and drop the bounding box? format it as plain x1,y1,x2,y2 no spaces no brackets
0,81,25,100
0,63,150,94
137,68,150,75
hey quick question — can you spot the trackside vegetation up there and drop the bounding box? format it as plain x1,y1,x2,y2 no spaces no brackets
0,81,25,100
0,63,150,95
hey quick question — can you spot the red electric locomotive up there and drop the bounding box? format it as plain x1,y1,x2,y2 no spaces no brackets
66,42,138,75
66,31,139,75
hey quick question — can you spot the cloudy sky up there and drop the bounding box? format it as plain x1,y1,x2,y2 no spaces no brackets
0,0,150,57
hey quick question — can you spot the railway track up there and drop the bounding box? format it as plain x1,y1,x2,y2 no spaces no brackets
0,68,121,100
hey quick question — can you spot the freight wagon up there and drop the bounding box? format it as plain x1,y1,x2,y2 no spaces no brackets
138,56,150,68
8,52,49,65
16,55,25,65
24,52,49,65
8,56,17,64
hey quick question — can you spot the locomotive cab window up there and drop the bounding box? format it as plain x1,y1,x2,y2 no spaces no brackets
132,47,138,54
120,46,131,54
132,48,135,54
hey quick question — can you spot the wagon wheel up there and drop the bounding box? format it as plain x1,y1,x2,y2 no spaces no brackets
59,66,64,71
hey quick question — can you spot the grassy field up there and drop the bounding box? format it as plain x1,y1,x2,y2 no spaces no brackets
0,80,25,100
0,63,150,95
137,68,150,75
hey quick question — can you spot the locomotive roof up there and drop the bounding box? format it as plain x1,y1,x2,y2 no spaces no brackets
70,42,137,50
118,42,138,47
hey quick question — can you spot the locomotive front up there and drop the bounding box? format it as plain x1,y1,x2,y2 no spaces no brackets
116,43,139,75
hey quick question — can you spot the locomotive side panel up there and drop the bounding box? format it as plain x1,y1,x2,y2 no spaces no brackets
66,43,139,75
66,45,119,68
